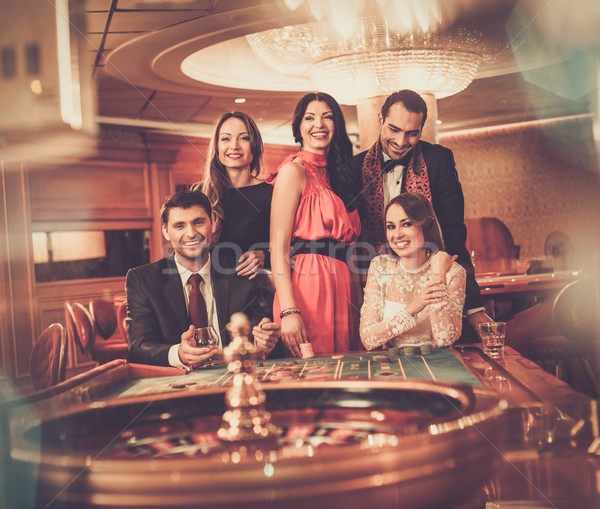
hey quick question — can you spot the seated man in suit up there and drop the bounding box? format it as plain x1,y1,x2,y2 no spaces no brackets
126,190,280,368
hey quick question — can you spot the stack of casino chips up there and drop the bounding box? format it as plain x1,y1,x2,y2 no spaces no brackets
300,342,314,358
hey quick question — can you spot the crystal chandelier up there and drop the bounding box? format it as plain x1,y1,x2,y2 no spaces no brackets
246,17,490,105
282,0,446,39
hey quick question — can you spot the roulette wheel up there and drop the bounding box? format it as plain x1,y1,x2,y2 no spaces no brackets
12,379,505,509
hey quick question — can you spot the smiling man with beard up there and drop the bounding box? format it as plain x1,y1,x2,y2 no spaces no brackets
125,190,280,368
352,89,492,338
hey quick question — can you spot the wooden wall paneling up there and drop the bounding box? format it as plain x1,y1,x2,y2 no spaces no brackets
29,161,153,222
263,144,294,176
32,219,153,232
154,136,208,189
0,163,15,378
145,132,201,259
148,162,174,262
0,165,38,380
94,141,149,165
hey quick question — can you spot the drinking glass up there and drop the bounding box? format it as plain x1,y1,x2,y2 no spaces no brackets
194,327,219,366
479,322,506,359
483,365,511,393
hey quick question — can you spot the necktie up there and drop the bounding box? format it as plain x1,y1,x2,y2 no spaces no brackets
188,274,208,328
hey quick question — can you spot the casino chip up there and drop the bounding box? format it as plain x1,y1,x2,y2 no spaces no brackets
420,343,432,356
386,347,399,358
403,346,418,357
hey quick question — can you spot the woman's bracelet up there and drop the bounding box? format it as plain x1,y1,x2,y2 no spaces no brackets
280,307,301,319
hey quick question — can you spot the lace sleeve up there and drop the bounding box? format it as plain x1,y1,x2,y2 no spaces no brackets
360,257,416,350
429,264,466,347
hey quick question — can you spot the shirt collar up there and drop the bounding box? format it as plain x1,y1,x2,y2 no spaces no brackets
174,254,212,287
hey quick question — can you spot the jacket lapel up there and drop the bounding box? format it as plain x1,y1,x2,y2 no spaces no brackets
211,266,231,346
162,256,189,332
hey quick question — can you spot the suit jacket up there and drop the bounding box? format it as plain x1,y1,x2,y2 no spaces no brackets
352,140,483,311
125,256,274,366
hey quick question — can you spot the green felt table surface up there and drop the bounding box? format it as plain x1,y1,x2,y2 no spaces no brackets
113,348,481,399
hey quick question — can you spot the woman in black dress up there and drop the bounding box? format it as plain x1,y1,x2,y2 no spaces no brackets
193,111,271,278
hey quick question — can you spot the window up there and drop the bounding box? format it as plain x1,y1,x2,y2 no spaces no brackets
33,229,150,282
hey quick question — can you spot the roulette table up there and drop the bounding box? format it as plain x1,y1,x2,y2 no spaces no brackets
2,345,598,509
78,345,589,408
110,348,482,399
476,271,581,320
476,271,580,297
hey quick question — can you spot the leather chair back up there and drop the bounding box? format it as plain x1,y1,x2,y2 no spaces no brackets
465,217,519,274
116,301,127,340
66,302,95,355
30,323,68,391
90,300,129,364
89,299,118,340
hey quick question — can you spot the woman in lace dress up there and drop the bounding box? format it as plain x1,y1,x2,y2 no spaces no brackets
360,192,466,350
268,92,361,357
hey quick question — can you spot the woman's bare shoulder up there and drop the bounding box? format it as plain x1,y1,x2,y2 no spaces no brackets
274,158,306,187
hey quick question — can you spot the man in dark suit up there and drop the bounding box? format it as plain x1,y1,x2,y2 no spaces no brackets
352,89,491,336
126,190,279,367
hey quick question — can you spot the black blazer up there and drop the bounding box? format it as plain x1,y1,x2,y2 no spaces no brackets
352,140,483,311
125,256,273,366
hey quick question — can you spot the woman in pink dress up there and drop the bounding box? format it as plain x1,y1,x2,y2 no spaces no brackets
267,92,361,357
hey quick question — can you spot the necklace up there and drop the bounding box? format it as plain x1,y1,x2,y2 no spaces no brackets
397,255,432,274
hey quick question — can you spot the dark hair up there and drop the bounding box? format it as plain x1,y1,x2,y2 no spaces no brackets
384,192,444,256
191,111,264,236
161,190,212,226
291,92,359,211
381,90,428,128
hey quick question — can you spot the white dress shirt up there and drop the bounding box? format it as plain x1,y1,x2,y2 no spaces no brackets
167,254,223,367
382,152,405,206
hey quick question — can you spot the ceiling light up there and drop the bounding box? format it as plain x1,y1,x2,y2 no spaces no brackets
285,0,446,39
30,79,43,95
234,97,246,104
246,19,491,104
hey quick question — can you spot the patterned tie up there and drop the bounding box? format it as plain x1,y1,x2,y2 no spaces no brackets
188,274,208,328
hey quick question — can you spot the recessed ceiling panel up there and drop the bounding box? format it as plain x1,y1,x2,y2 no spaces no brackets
86,0,598,143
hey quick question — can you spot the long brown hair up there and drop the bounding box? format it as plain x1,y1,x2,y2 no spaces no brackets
191,111,264,238
291,92,359,211
384,192,444,257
